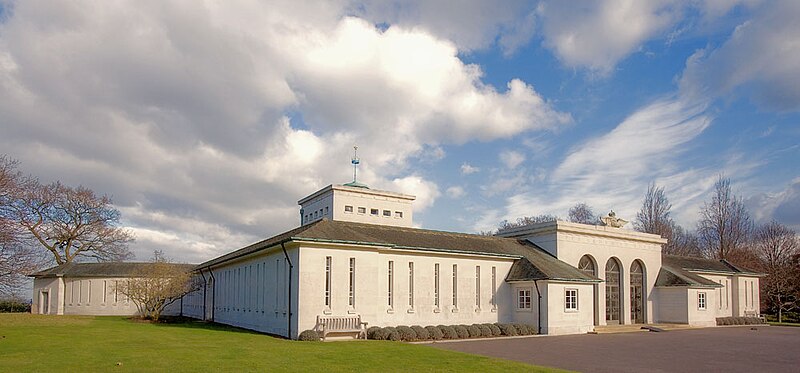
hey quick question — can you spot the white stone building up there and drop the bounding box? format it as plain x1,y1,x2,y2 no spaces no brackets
179,182,763,339
30,262,194,316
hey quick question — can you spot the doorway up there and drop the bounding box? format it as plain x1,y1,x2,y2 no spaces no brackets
579,255,598,325
605,258,622,324
40,291,49,314
630,261,645,323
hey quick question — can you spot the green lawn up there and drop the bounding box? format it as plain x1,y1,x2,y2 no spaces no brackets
0,314,563,372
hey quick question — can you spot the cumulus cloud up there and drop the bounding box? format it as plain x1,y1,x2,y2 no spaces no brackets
499,150,526,169
445,186,466,199
537,0,681,75
0,1,568,262
460,163,480,175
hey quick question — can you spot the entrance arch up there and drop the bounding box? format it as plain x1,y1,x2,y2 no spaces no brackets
630,260,646,323
605,258,622,324
578,255,599,325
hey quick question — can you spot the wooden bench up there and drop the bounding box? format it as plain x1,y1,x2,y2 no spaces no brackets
315,315,368,341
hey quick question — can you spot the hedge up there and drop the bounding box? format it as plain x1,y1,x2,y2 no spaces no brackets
365,322,536,341
298,330,320,341
716,317,766,326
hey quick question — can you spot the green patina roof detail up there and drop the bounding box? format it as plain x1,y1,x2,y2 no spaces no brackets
343,181,370,189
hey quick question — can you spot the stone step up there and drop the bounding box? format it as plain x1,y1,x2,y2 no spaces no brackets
590,323,694,334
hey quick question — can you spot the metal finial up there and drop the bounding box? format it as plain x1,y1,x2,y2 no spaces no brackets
351,145,360,183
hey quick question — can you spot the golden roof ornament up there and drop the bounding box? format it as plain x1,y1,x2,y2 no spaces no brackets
600,210,628,228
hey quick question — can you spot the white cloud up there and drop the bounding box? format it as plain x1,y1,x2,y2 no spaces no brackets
0,1,567,262
460,163,480,175
446,186,466,199
537,0,681,75
499,150,526,169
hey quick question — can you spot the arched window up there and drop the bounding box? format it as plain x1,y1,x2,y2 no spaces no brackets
605,258,622,324
578,255,596,276
630,260,645,323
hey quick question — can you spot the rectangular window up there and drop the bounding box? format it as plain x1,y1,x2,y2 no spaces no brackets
87,280,91,304
750,281,754,309
565,289,578,311
388,261,394,308
395,211,403,218
114,281,118,303
357,207,366,214
698,292,707,310
491,267,497,308
518,289,532,310
103,281,107,304
370,208,379,216
383,210,391,217
434,263,440,308
475,266,481,308
325,256,332,308
452,264,458,308
408,262,415,308
325,206,329,215
344,205,353,213
349,258,356,307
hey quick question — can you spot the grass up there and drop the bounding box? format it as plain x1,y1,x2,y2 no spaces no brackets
0,314,565,372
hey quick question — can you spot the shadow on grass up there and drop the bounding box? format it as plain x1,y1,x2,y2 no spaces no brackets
131,316,287,338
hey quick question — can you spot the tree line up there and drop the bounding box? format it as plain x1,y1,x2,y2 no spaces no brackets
493,176,799,321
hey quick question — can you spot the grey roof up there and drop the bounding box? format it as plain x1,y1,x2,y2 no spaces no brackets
197,219,599,283
655,265,722,288
30,262,196,278
662,255,762,275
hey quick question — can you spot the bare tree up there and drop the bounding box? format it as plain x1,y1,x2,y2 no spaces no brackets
634,182,672,237
568,203,596,225
666,224,704,257
0,156,44,295
6,178,133,265
116,251,199,321
753,221,799,322
498,214,559,233
697,176,753,259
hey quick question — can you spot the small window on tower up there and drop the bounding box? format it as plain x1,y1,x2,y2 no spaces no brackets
383,210,391,217
370,208,379,216
395,211,403,218
344,205,353,213
325,206,329,215
358,207,366,214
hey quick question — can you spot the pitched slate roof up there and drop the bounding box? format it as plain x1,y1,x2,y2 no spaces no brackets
30,262,196,278
656,254,763,288
197,219,599,283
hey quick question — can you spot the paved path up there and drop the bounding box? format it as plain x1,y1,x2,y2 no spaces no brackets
431,326,800,372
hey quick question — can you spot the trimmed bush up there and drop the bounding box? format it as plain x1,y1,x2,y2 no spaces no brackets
486,323,502,336
439,325,458,339
298,329,320,341
477,324,493,337
426,325,444,340
527,324,538,334
388,330,401,341
497,323,518,336
381,327,397,340
367,326,382,340
467,324,482,338
454,325,470,339
0,300,31,313
515,324,532,335
396,325,417,341
411,325,430,340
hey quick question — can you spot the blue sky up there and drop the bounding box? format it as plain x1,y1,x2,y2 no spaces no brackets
0,1,798,263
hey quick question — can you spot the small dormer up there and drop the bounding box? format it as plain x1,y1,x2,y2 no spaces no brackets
297,146,416,227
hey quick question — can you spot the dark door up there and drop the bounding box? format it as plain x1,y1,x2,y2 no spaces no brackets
630,261,644,323
605,259,621,324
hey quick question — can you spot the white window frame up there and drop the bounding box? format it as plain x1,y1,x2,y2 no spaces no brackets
491,266,497,309
517,288,532,311
434,263,440,308
475,266,481,309
383,210,391,217
344,205,353,213
395,211,403,218
370,208,379,216
565,288,578,312
349,257,356,308
408,262,415,309
357,206,366,214
388,261,394,309
452,264,458,309
698,292,707,310
324,256,332,309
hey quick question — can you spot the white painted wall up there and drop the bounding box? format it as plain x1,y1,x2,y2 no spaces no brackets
295,243,516,335
299,185,414,227
654,287,689,324
733,276,761,316
687,288,718,327
545,282,595,335
33,277,154,316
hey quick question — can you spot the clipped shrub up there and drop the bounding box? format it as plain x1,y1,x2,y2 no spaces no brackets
426,325,444,340
439,325,458,339
515,324,532,335
388,330,401,341
498,323,518,336
411,325,430,340
396,325,418,341
454,325,470,339
298,329,320,341
477,324,493,337
527,324,538,334
467,324,482,338
381,327,398,340
486,323,502,336
367,326,382,340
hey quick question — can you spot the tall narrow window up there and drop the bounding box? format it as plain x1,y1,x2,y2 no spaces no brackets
408,262,415,308
325,256,332,308
475,266,481,308
434,263,440,308
349,258,356,307
388,261,394,308
750,281,754,309
275,259,280,311
565,289,578,311
87,280,91,304
698,292,707,310
518,289,531,310
452,264,458,308
79,280,83,304
103,281,107,304
114,281,118,303
491,266,497,308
